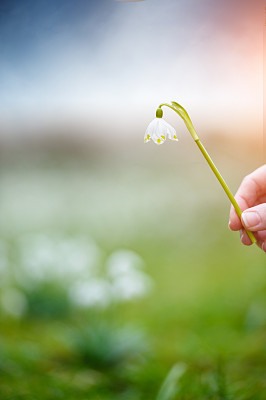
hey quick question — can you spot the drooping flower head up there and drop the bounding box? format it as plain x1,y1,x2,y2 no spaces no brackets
144,108,178,145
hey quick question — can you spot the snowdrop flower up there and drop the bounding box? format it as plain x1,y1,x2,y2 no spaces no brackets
144,108,178,145
106,249,144,278
111,270,153,301
69,279,112,308
106,249,153,302
17,233,100,284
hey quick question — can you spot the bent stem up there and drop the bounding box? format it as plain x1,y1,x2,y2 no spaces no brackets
158,102,256,244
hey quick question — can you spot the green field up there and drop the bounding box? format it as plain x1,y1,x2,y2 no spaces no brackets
0,145,265,399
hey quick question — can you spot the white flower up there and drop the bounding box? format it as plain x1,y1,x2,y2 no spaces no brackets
144,117,178,145
111,270,153,301
106,250,144,278
69,279,112,308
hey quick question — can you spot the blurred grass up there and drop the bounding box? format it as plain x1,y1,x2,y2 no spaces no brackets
0,142,265,399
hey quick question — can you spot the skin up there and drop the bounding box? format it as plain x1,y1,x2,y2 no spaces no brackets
229,164,266,252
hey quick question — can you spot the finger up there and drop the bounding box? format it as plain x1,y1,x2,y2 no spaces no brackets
229,195,248,231
241,203,266,231
229,165,266,231
240,229,253,245
239,230,266,253
239,228,266,252
240,165,266,199
256,230,266,241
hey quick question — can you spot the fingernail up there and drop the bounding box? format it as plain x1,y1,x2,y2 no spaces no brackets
240,229,244,241
242,211,260,228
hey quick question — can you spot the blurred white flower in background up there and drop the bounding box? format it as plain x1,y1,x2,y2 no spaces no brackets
16,233,101,285
106,250,153,301
69,279,112,308
0,233,153,316
69,249,153,307
106,250,144,277
111,270,152,301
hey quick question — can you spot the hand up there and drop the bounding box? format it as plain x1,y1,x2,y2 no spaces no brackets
229,164,266,252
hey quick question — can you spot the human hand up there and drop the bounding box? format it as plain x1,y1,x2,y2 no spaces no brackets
229,164,266,252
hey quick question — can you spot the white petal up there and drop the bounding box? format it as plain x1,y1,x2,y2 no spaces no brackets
161,120,178,141
144,118,157,143
151,119,166,145
168,127,179,141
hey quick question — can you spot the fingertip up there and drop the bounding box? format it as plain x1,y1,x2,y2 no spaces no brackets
240,229,253,246
228,220,238,231
229,220,242,232
229,208,243,231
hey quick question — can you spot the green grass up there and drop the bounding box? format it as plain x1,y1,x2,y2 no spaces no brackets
0,153,265,399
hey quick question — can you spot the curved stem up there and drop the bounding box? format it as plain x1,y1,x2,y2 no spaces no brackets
159,102,256,244
159,103,199,141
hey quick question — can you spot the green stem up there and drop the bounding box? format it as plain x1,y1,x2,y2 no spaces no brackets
159,102,256,244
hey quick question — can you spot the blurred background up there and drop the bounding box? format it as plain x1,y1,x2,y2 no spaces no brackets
0,0,265,399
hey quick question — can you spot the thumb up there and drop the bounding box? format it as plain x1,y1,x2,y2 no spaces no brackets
241,203,266,231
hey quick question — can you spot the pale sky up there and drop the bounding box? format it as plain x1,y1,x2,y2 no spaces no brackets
0,0,262,140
